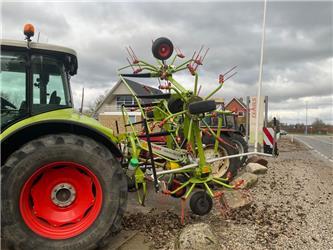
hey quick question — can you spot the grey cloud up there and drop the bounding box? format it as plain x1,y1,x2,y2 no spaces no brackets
1,1,332,124
2,3,71,40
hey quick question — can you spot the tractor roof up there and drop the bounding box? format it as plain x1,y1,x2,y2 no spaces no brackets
0,39,77,57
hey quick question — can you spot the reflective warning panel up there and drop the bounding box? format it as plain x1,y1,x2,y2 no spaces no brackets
263,127,275,154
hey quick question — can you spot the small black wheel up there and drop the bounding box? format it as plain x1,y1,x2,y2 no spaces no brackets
152,37,174,60
167,95,184,114
189,191,213,216
188,100,216,115
168,175,187,198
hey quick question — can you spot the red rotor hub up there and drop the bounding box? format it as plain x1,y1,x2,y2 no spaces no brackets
158,44,171,58
20,162,103,239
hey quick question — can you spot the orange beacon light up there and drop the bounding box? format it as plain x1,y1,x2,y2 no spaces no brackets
24,23,35,40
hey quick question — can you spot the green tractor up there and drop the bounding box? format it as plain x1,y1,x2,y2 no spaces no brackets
202,111,249,167
1,24,127,249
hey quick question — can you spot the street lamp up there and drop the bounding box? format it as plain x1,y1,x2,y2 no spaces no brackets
305,101,308,135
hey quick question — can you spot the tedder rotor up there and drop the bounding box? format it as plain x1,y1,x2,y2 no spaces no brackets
117,37,246,215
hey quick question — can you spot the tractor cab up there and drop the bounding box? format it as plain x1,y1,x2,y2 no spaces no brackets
1,24,77,130
1,25,127,250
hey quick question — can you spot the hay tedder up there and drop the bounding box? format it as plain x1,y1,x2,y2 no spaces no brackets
117,37,246,214
1,24,278,250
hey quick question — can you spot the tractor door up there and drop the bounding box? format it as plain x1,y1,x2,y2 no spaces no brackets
1,49,73,131
31,54,72,114
1,49,28,129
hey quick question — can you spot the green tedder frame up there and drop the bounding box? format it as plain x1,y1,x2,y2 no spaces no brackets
117,37,243,209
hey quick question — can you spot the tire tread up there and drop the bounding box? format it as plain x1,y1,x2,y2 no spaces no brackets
1,133,127,250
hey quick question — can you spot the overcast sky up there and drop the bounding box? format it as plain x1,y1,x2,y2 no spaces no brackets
2,1,332,124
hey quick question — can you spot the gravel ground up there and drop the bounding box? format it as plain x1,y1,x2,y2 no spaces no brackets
122,137,333,249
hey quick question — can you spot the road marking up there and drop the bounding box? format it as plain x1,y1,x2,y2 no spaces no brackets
305,136,333,145
294,137,313,150
295,137,333,164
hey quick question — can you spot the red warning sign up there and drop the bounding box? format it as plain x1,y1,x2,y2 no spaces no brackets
263,127,275,147
263,127,275,154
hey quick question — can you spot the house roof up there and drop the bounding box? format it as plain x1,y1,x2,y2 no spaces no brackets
225,97,247,110
94,78,163,114
125,78,162,98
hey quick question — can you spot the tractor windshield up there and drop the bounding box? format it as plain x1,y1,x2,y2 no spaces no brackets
31,54,72,114
1,49,72,130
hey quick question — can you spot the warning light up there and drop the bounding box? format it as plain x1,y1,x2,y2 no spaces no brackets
24,23,35,40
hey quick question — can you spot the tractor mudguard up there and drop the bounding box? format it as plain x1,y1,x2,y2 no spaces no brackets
1,119,122,165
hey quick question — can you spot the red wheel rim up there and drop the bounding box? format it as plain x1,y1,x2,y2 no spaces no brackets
20,162,103,239
158,44,171,58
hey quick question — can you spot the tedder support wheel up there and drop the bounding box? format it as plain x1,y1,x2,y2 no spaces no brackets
1,134,127,250
230,133,249,166
188,100,216,115
189,191,213,216
152,37,174,60
167,95,184,114
202,135,240,179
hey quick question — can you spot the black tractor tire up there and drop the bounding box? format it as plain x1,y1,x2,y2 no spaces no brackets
188,100,216,115
189,191,213,216
230,133,248,166
202,135,240,179
152,37,174,60
1,134,127,250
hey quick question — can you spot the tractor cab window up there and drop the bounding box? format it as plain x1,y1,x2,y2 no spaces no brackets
32,55,71,114
1,50,27,128
225,114,236,129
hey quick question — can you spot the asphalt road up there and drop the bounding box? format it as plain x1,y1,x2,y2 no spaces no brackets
294,135,333,163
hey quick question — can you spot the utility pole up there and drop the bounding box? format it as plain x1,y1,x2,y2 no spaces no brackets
264,96,268,127
254,0,267,152
246,96,250,144
305,101,308,135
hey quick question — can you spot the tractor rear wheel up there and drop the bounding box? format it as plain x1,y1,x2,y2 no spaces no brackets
1,134,127,250
203,135,240,179
230,133,248,166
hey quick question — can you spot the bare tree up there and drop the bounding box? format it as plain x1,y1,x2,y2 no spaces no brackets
312,118,325,128
84,93,106,117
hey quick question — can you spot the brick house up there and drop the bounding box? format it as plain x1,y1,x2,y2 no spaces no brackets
95,78,162,134
225,97,247,126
